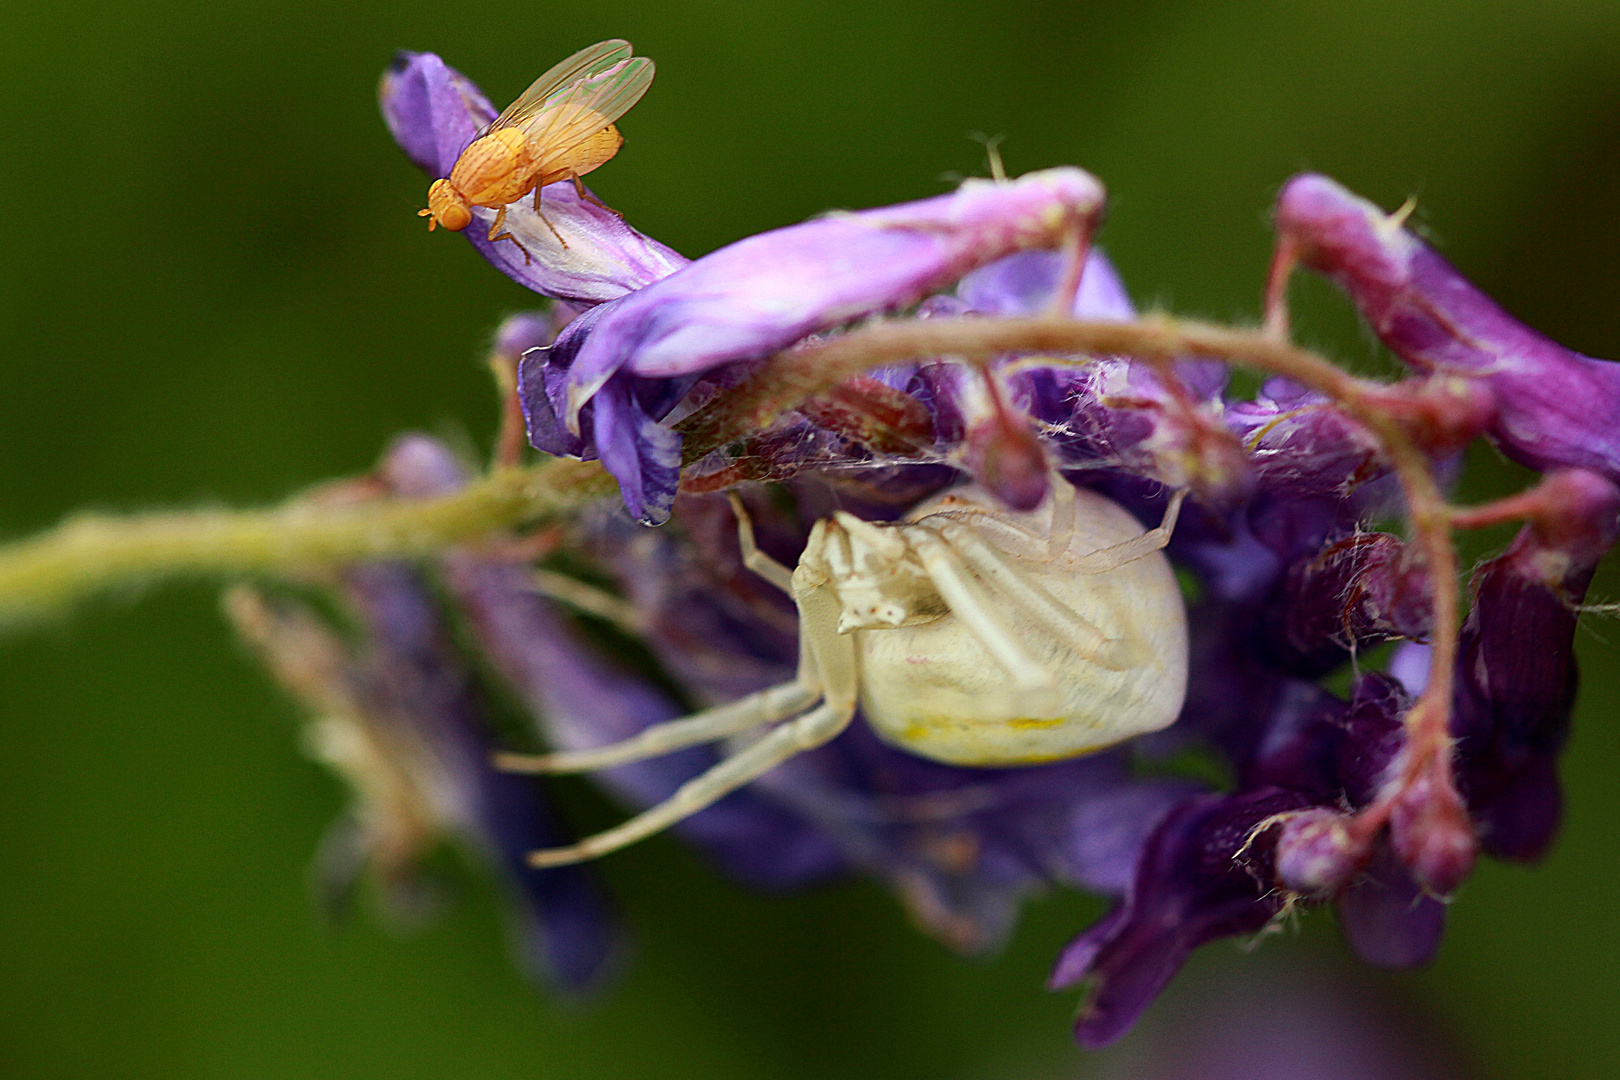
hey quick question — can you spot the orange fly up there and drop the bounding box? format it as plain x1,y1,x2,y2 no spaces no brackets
420,40,654,258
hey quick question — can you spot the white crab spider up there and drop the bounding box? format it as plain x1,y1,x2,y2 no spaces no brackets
508,480,1190,867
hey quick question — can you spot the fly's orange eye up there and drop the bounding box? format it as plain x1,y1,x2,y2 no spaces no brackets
425,180,473,233
438,204,472,232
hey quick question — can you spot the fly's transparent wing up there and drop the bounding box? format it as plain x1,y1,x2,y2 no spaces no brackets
489,39,633,131
517,56,655,154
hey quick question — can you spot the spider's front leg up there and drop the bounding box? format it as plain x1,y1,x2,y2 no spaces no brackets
524,577,859,867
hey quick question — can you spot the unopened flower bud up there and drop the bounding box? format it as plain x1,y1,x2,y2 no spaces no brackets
1275,532,1432,669
1453,468,1620,860
1275,808,1360,895
1387,763,1477,896
964,402,1050,511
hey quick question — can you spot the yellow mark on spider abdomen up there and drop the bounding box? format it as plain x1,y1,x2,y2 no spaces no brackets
1005,716,1066,730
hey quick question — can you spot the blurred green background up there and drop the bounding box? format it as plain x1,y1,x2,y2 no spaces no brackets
3,0,1620,1076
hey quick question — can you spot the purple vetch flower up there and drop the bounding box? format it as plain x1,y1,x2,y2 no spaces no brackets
360,90,1620,1043
520,167,1105,523
223,575,621,992
380,51,686,304
1273,172,1620,480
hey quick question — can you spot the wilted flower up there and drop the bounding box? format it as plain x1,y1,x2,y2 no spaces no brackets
224,562,622,991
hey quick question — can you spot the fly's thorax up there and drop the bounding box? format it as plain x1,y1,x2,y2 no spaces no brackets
448,128,534,207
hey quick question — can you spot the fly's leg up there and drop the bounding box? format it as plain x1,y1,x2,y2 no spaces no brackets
530,185,570,248
487,204,536,264
571,172,624,218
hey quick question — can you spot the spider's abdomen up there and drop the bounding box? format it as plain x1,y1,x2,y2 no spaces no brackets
855,489,1188,767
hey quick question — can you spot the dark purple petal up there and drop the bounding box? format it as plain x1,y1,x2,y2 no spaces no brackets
1226,379,1385,500
1335,840,1446,968
1332,673,1410,807
1050,788,1314,1047
1452,469,1620,860
1269,532,1432,675
1276,173,1620,480
379,52,686,304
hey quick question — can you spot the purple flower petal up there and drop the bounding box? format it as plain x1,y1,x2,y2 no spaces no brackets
1453,469,1620,860
530,168,1103,521
1335,840,1446,968
564,167,1105,404
379,52,686,305
1276,173,1620,480
957,248,1135,320
379,51,494,177
1050,788,1315,1047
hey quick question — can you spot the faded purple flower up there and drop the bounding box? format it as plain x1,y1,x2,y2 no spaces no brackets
224,573,621,992
379,434,847,890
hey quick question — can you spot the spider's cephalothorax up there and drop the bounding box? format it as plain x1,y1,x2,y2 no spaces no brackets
506,481,1190,866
